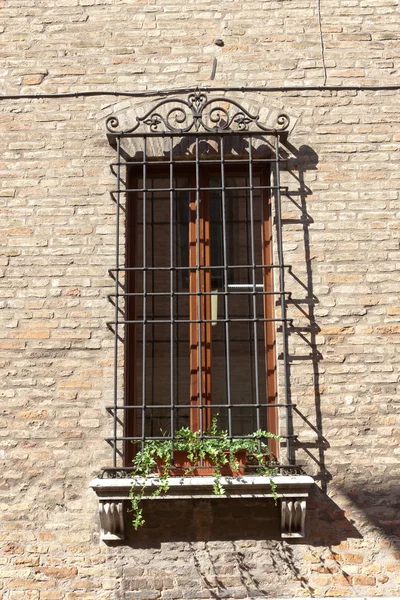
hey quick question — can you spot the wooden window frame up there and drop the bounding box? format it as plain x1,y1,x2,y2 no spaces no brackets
124,163,279,464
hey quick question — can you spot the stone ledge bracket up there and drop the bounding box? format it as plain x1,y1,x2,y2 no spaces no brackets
99,501,125,541
91,475,313,542
281,499,306,538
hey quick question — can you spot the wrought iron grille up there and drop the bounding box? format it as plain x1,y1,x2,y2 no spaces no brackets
105,92,295,473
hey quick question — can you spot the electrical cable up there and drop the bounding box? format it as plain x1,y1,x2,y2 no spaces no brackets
316,0,328,85
0,83,400,101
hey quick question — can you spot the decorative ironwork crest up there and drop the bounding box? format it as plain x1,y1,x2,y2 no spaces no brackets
106,90,290,135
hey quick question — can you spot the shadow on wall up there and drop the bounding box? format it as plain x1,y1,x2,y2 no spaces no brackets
278,144,399,554
279,142,329,492
279,144,399,553
341,481,400,552
121,490,361,549
120,500,358,598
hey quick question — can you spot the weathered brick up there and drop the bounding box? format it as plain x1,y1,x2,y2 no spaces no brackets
1,0,399,598
353,575,376,586
34,567,78,579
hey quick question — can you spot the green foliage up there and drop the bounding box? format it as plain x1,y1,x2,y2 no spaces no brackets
129,415,281,529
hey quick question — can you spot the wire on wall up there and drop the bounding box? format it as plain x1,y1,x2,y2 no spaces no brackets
0,84,400,102
317,0,328,85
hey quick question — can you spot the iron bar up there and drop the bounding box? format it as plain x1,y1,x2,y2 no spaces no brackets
112,137,121,469
106,434,297,442
101,463,300,474
248,135,261,434
111,157,287,167
220,138,232,439
141,138,147,444
195,136,204,436
274,134,294,465
108,290,289,297
115,131,289,137
113,185,288,193
106,402,296,410
109,317,292,324
109,264,289,272
170,137,174,441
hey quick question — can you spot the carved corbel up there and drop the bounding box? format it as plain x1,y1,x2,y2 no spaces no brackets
281,499,306,538
99,501,125,541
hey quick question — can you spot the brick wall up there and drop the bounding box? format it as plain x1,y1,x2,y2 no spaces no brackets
0,0,399,598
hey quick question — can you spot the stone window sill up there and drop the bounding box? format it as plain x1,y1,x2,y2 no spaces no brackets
90,474,314,542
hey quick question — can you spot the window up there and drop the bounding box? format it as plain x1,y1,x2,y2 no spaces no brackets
105,92,294,472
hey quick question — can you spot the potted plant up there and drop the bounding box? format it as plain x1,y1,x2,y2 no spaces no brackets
129,416,280,529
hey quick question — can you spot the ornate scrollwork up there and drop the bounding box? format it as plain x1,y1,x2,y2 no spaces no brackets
106,90,290,135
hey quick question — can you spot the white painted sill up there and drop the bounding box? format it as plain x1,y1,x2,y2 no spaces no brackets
90,474,314,542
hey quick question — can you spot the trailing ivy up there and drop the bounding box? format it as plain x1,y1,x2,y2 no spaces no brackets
129,416,281,529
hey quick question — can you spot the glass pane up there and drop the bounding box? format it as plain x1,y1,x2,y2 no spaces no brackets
129,169,274,439
133,176,191,435
209,175,270,435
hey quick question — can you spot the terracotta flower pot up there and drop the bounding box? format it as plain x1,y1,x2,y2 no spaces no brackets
156,450,246,477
